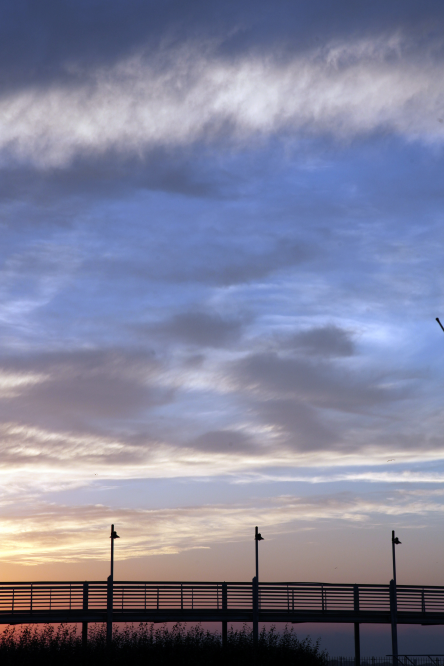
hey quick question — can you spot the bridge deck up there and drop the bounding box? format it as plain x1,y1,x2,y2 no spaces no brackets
0,581,442,625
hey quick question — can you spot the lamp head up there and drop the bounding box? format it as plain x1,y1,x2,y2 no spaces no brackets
256,532,264,541
393,537,401,545
110,530,120,539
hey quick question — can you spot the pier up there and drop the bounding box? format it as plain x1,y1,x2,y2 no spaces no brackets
0,579,443,663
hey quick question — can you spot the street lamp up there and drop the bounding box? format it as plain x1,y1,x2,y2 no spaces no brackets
255,526,264,582
392,530,401,585
110,524,120,580
390,530,401,665
107,525,120,646
253,526,264,650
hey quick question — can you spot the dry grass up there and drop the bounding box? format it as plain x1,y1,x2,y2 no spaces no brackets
0,622,328,665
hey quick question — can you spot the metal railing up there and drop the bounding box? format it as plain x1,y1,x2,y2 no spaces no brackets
0,581,443,616
328,658,444,666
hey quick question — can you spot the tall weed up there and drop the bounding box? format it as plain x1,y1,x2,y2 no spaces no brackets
0,622,328,665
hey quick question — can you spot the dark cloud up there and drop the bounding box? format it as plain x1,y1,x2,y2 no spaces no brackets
105,240,310,287
190,429,254,453
151,311,245,348
0,349,172,431
2,0,444,92
0,148,233,206
285,325,355,357
255,399,336,451
234,352,403,413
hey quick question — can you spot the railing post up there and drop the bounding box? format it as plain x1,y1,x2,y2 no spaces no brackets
107,575,113,646
82,582,88,649
222,582,228,649
390,579,398,666
252,576,259,649
82,581,88,648
354,585,360,666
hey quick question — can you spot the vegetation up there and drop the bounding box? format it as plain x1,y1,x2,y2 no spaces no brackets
0,622,328,665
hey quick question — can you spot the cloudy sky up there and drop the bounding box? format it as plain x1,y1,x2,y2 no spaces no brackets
2,0,444,652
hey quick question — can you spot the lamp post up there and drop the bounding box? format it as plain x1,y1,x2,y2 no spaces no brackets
253,526,264,649
110,524,120,579
255,526,264,582
392,530,401,586
107,524,120,646
390,530,401,666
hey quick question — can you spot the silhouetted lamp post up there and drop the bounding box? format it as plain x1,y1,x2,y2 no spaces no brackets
110,524,120,580
253,526,264,649
392,530,401,585
255,526,264,582
107,524,120,646
390,530,401,666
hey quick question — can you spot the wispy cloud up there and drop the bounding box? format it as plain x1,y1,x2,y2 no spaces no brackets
1,488,443,565
2,35,444,168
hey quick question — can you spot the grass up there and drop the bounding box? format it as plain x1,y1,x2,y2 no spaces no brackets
0,622,328,665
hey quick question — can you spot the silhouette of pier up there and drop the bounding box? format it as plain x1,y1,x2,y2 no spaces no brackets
1,579,443,625
1,579,443,664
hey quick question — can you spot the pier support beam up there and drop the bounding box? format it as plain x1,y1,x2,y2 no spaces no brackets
222,582,228,649
354,585,360,666
252,576,259,649
82,581,88,649
354,623,360,666
106,575,113,646
390,579,398,666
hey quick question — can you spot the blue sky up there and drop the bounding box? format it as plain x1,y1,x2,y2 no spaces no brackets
2,7,444,648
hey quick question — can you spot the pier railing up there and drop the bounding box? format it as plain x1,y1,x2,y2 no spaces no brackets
0,581,443,619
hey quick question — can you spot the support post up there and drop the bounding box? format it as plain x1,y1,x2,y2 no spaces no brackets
255,527,259,581
252,576,259,649
107,524,119,647
354,585,360,666
222,582,228,649
82,581,88,649
390,578,398,666
107,575,113,646
354,624,360,666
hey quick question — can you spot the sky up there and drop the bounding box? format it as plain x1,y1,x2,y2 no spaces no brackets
2,0,444,654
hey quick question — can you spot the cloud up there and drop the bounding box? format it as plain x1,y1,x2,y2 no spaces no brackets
0,151,226,205
2,487,443,564
1,0,443,90
151,311,245,348
254,399,337,451
0,349,172,431
284,325,355,357
234,469,444,485
233,352,401,413
92,237,309,287
2,34,444,169
189,429,254,454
